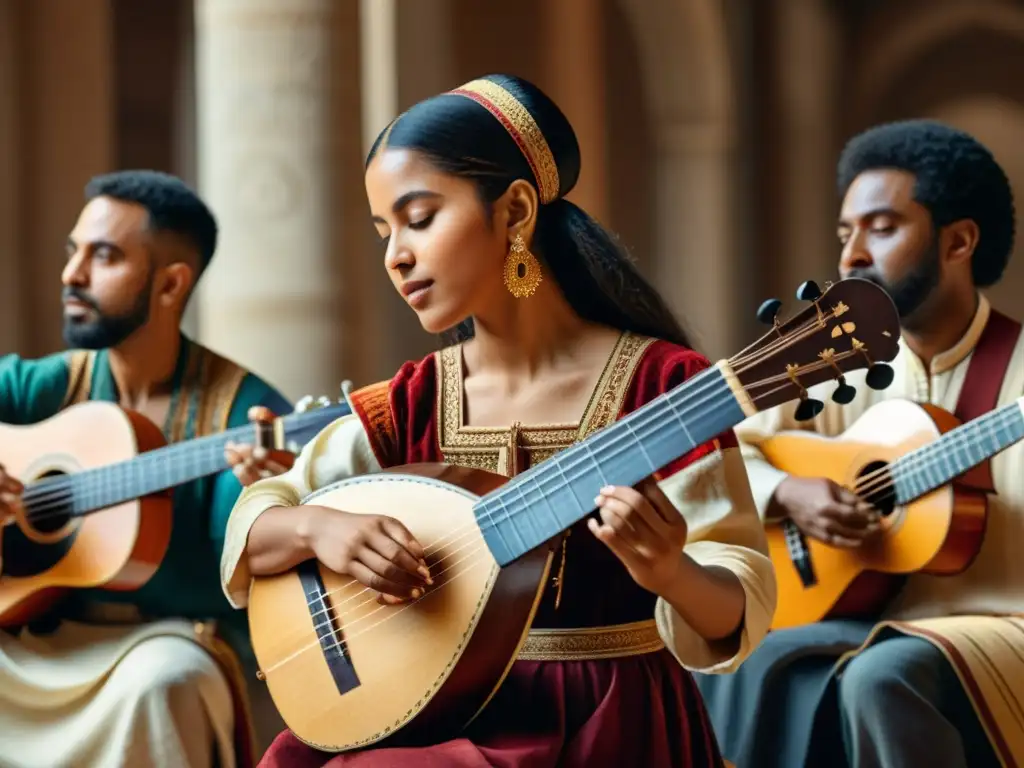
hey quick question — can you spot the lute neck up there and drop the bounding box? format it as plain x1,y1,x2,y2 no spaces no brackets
473,364,747,566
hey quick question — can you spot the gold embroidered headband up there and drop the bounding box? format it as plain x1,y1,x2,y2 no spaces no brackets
448,79,561,204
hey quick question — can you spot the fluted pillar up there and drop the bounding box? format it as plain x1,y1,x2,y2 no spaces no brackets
542,0,608,223
195,0,340,402
652,123,737,359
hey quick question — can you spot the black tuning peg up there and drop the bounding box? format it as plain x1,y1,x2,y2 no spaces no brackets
756,298,783,325
794,397,825,422
866,363,895,390
831,378,857,404
796,280,822,301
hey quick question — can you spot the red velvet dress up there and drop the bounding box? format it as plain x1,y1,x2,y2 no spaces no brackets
259,334,729,767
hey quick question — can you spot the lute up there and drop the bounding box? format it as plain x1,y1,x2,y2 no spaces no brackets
246,278,900,752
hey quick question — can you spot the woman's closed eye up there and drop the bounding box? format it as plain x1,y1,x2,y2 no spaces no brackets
408,212,435,230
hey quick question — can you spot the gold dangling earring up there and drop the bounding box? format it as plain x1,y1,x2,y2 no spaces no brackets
503,233,543,298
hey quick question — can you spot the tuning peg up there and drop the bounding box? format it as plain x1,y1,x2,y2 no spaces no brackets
865,363,895,390
794,397,825,422
831,377,857,404
294,395,314,413
315,395,332,408
756,298,783,325
796,280,822,302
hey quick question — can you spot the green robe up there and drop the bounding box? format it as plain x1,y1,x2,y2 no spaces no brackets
0,335,291,664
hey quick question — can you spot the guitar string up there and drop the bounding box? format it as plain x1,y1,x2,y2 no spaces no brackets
261,543,495,676
837,406,1022,502
12,410,347,523
15,306,837,523
15,408,347,509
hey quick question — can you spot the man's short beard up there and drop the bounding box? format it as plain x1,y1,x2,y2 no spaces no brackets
62,275,154,350
847,236,941,327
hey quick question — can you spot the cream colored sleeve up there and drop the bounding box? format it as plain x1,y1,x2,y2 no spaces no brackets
653,443,778,674
220,414,382,608
734,400,821,521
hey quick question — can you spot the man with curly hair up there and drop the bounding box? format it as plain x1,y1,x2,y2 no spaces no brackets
695,120,1024,767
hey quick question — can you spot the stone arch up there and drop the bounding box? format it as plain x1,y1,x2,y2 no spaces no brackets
852,4,1024,128
615,0,739,356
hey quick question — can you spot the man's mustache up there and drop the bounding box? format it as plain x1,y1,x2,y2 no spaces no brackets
62,287,99,310
846,268,884,287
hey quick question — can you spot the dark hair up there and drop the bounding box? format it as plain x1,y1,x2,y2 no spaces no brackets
85,170,219,273
366,74,694,349
837,119,1015,288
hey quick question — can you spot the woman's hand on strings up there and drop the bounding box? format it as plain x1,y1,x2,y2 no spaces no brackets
225,406,296,486
305,506,433,605
589,477,689,595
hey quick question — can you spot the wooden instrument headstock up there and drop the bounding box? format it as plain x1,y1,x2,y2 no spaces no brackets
731,278,901,420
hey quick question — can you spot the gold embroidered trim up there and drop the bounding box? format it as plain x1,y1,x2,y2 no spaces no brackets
194,348,249,436
167,345,202,443
434,332,655,475
449,79,560,204
517,619,665,661
62,350,96,407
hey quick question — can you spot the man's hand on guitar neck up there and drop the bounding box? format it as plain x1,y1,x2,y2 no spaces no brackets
770,476,880,548
225,406,297,487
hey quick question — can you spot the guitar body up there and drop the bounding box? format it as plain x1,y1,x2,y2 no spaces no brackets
247,464,555,753
764,400,989,630
0,402,173,626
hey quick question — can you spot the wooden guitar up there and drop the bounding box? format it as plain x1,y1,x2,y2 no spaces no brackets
245,278,900,753
0,392,351,626
764,396,1024,630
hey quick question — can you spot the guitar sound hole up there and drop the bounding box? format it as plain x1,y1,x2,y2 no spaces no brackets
855,460,897,517
2,471,78,578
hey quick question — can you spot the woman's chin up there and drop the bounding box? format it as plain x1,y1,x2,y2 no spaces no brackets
415,307,464,335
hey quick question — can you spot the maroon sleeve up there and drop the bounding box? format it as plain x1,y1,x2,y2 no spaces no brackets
619,340,739,480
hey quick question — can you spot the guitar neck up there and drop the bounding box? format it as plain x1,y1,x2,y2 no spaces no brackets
890,401,1024,503
56,426,249,517
22,403,350,520
474,365,747,566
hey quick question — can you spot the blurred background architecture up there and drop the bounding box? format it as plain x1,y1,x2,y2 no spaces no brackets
1,0,1022,402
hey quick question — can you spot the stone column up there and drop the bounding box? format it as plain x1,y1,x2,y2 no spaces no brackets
652,122,738,359
775,0,841,295
542,0,609,223
195,0,341,402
